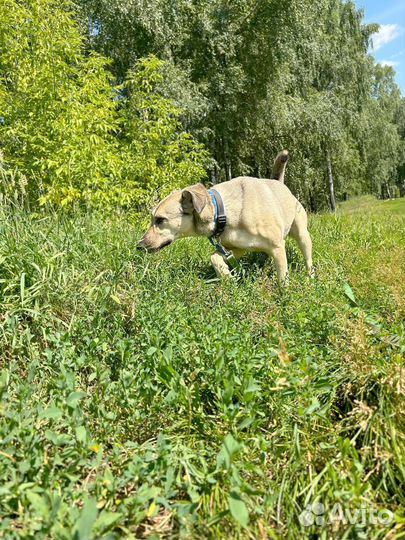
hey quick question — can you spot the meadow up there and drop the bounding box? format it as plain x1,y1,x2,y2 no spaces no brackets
0,195,404,539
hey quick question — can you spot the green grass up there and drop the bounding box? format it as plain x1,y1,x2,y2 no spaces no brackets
337,194,405,216
0,195,404,539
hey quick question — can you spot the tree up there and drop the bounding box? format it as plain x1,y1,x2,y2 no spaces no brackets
76,0,404,210
2,0,403,210
359,65,403,196
0,0,208,208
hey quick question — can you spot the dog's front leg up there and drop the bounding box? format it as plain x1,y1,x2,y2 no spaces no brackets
211,252,232,277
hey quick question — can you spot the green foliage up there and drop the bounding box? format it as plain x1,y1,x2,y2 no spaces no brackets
1,2,404,537
0,0,208,209
1,0,403,210
78,0,404,208
118,56,209,207
0,195,404,538
360,65,404,194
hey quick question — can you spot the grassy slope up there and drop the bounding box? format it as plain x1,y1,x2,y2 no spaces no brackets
0,196,404,539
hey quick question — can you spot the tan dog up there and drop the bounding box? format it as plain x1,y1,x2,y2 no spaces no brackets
138,150,313,280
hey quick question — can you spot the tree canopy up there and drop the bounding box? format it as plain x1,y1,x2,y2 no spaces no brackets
0,0,207,209
1,0,403,210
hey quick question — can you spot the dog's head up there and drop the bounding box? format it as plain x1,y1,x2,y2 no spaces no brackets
138,183,213,252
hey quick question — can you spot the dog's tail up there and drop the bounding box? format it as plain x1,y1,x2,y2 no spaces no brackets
270,150,289,183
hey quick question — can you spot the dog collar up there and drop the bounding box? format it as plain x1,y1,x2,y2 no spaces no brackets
208,188,226,236
207,189,239,271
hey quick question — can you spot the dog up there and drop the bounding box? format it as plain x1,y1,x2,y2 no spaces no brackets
138,150,313,280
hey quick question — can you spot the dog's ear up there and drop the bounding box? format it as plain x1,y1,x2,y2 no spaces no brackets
181,184,208,214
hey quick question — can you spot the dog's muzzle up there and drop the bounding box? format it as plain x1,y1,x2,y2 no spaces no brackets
137,239,172,252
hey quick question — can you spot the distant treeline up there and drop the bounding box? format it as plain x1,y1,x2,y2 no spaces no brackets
1,0,404,210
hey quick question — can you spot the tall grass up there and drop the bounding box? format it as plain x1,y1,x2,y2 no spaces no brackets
0,196,404,539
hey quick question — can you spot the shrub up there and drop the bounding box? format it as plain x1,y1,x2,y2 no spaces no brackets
0,0,208,209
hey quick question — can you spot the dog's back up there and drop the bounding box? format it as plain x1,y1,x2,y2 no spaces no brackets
213,176,299,240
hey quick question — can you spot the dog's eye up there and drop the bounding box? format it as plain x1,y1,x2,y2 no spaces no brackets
155,217,165,225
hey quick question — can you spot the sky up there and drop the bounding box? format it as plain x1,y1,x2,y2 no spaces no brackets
356,0,405,94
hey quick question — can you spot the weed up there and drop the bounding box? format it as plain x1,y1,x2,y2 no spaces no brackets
0,197,404,539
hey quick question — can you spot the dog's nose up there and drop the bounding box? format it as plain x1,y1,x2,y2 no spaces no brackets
137,239,146,250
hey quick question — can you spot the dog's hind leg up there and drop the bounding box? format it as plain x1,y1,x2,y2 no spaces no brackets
289,204,313,276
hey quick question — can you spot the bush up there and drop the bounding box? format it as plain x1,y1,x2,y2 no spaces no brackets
0,0,208,209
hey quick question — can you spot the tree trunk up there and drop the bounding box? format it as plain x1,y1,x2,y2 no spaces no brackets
223,136,232,182
226,162,232,182
326,151,336,212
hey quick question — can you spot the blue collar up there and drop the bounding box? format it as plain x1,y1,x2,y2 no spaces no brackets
207,189,239,269
208,188,227,236
209,190,219,222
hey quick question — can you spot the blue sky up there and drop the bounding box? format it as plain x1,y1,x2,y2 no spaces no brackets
356,0,405,94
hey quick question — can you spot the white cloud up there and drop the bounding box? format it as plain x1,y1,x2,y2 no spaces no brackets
379,60,399,67
371,24,403,51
